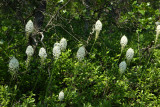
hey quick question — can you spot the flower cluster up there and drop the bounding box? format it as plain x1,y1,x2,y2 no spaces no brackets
9,57,19,75
53,43,61,59
58,91,64,101
25,45,34,68
52,38,67,59
60,38,67,51
119,61,127,74
39,47,47,59
25,20,34,42
25,20,34,34
126,48,134,64
26,45,34,57
119,36,134,75
39,47,47,65
77,46,86,61
95,20,102,32
95,20,102,40
120,35,128,52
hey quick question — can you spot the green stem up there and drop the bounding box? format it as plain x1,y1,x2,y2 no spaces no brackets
26,56,31,70
32,72,40,92
90,31,100,52
26,33,29,43
90,39,96,52
45,61,55,98
118,48,123,63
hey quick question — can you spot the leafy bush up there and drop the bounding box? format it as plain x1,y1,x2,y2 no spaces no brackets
0,0,160,106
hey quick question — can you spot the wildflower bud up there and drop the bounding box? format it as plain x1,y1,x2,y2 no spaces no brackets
39,47,47,59
60,38,67,51
120,35,128,52
58,91,64,101
25,20,34,34
126,48,134,64
77,46,86,61
53,45,61,59
119,61,127,74
25,20,34,42
39,47,47,65
95,20,102,32
26,45,34,57
25,45,34,68
95,20,102,40
9,57,19,75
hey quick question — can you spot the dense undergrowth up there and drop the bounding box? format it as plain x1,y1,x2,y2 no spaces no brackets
0,0,160,106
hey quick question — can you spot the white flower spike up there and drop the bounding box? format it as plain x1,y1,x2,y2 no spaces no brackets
77,46,86,61
26,45,34,57
25,20,34,34
95,20,102,40
39,47,47,59
120,35,128,52
39,47,47,65
9,56,19,75
25,20,34,42
58,91,64,101
155,25,160,44
53,45,61,59
126,48,134,64
25,45,34,68
95,20,102,31
119,61,127,75
60,38,67,51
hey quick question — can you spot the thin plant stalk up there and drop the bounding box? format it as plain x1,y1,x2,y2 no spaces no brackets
90,39,96,52
137,32,140,57
26,33,29,43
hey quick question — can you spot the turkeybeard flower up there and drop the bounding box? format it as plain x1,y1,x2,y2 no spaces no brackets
155,25,160,44
39,47,47,65
126,48,134,64
25,20,34,34
120,35,128,52
54,42,60,47
26,45,34,56
25,45,34,68
77,46,86,61
53,44,61,59
119,61,127,75
9,57,19,76
95,20,102,41
58,91,64,101
60,38,67,51
25,20,34,42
